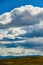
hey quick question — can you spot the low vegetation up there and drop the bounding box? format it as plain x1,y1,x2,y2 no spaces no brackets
0,56,43,65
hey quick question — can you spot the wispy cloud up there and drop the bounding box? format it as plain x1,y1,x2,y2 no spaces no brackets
0,47,42,56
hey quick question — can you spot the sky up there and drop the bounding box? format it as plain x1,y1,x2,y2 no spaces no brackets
0,0,43,14
0,0,43,58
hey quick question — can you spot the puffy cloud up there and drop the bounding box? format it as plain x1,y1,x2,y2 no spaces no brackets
0,27,26,40
0,12,12,25
11,5,43,26
1,24,43,40
0,5,43,28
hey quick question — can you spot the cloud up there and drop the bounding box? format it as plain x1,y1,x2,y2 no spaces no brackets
0,27,26,40
0,47,42,56
0,5,43,28
0,5,43,56
0,41,11,44
0,12,12,25
0,37,43,51
11,37,43,44
12,37,43,50
0,23,43,40
10,5,43,27
20,24,43,37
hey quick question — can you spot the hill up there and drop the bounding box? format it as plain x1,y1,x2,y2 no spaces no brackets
0,56,43,65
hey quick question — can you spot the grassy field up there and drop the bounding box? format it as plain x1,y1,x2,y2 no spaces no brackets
0,56,43,65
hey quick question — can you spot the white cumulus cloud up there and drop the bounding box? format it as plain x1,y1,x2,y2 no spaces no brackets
0,27,26,40
0,5,43,28
0,12,12,25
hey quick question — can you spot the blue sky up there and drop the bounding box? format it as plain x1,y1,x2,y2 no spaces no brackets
0,0,43,58
0,0,43,14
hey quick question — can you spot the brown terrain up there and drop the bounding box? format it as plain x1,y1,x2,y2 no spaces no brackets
0,56,43,65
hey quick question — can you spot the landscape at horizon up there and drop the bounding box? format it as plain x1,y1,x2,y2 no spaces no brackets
0,0,43,65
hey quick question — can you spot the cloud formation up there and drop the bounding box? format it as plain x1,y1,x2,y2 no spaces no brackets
0,13,12,25
0,47,42,56
0,27,26,40
0,5,43,57
0,5,43,28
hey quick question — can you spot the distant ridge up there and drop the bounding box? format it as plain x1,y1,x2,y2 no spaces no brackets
0,55,41,59
0,56,43,65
